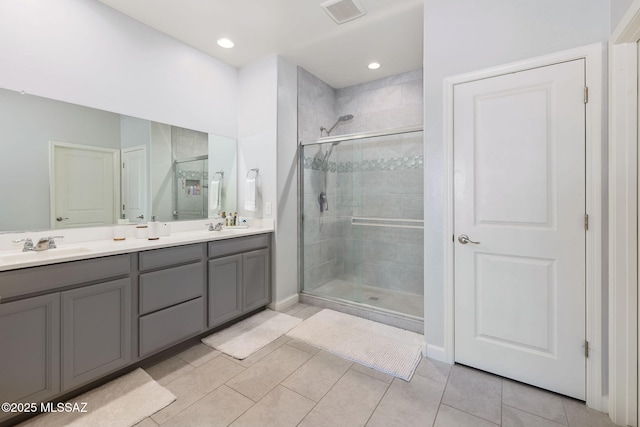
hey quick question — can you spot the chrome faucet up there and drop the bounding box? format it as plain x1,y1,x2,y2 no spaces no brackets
13,238,34,252
206,222,224,231
34,236,64,251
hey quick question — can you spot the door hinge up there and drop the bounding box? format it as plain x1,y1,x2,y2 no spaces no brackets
584,340,590,358
452,234,455,242
122,162,125,169
122,204,125,211
584,87,589,104
584,214,589,231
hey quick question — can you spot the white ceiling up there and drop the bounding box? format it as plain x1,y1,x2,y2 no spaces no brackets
97,0,424,89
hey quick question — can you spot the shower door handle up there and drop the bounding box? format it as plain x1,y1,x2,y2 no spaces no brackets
136,214,144,220
458,234,480,245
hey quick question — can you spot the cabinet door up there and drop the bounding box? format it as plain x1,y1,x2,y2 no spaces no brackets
208,254,243,328
62,278,131,391
243,248,270,312
0,294,60,417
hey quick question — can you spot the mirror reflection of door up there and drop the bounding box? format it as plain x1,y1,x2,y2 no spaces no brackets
50,142,119,229
121,146,148,223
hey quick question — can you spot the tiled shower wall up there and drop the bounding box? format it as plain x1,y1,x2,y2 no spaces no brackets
299,67,424,300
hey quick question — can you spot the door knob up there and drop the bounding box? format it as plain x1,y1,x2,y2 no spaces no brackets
56,217,69,222
458,234,480,245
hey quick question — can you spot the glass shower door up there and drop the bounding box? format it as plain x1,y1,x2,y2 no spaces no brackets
174,156,208,220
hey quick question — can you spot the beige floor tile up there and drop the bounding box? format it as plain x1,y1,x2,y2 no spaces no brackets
367,375,445,427
222,335,291,368
298,369,389,427
414,357,451,384
282,303,309,317
434,404,499,427
503,405,568,427
161,385,253,427
350,362,394,384
151,356,245,424
291,305,324,320
285,338,321,355
441,365,502,424
175,343,221,367
226,344,313,402
145,356,194,386
281,350,352,402
503,380,568,425
230,385,315,427
134,418,158,427
562,398,618,427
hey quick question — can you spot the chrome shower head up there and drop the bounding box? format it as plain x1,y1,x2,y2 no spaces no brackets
320,114,354,136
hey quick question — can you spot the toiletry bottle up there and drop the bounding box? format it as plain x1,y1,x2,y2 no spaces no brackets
148,215,160,240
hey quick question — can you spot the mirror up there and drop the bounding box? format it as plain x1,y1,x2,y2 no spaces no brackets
0,87,237,232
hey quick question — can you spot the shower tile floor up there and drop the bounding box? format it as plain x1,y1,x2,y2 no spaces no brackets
309,279,424,318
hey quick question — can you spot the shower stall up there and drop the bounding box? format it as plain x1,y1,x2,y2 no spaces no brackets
300,126,424,329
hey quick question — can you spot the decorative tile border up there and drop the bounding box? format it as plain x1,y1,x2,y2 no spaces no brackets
176,169,208,181
303,155,423,172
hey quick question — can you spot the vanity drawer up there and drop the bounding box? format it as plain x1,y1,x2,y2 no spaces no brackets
139,244,204,272
139,262,204,315
0,255,131,301
208,234,270,259
139,297,204,357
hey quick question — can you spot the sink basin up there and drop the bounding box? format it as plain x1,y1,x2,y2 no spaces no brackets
0,247,92,263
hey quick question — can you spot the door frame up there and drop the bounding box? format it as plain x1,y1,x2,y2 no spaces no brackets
49,141,121,229
442,43,605,410
609,2,640,425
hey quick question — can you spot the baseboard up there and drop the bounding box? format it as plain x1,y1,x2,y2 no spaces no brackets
426,344,447,362
267,293,299,312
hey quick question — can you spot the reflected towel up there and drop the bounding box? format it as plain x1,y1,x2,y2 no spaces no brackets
209,177,221,211
245,177,256,211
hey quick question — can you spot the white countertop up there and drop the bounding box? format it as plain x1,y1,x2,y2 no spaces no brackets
0,219,274,272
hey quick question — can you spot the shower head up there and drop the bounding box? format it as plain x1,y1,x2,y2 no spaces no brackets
320,114,354,136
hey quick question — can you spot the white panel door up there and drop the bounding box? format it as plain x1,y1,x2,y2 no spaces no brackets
454,59,586,399
53,145,117,229
121,147,147,223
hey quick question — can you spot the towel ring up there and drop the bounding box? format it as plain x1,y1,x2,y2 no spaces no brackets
246,168,259,179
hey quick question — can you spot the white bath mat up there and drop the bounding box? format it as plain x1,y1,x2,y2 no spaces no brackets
19,368,175,427
202,309,302,359
286,309,423,381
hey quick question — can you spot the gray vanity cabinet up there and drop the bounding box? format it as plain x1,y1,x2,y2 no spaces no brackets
242,248,270,312
61,278,131,391
208,234,271,328
208,254,243,327
0,293,60,418
138,244,206,357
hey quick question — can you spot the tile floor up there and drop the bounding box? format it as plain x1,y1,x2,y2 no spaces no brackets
137,303,618,427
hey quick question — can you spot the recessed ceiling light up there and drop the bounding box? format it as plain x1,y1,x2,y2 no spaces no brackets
368,62,381,70
217,38,234,49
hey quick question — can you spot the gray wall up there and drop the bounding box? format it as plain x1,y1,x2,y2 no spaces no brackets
423,0,611,353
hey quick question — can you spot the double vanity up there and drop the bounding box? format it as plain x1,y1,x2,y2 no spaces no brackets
0,223,274,424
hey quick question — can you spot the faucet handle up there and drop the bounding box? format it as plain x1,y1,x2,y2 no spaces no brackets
13,238,34,252
47,236,64,249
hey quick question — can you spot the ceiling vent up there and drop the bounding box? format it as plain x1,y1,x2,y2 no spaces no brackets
321,0,366,25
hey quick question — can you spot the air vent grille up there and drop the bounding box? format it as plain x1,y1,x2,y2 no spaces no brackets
321,0,366,25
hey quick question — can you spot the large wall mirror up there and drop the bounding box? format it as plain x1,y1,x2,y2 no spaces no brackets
0,87,237,232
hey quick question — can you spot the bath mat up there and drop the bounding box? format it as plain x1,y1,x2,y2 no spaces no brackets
202,309,302,359
286,309,423,381
19,368,175,427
